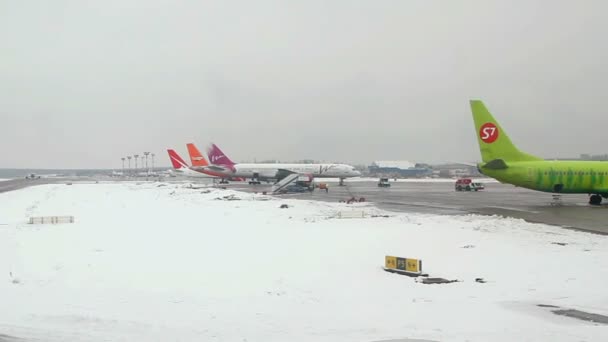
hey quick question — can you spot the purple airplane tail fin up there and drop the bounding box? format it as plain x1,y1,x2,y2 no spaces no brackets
207,143,236,167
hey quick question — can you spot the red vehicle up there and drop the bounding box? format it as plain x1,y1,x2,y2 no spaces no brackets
455,178,485,191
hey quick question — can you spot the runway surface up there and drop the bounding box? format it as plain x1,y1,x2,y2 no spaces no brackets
225,180,608,234
0,178,57,193
0,177,91,193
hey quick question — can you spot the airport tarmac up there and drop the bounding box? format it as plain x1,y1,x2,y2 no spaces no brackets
0,178,57,193
225,180,608,235
0,177,92,193
2,177,607,234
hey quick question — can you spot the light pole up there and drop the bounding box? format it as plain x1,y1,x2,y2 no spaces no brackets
134,154,139,176
127,156,132,175
144,152,150,176
121,157,125,175
151,153,155,175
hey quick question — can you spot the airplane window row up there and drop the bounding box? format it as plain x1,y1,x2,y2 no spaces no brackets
544,171,607,176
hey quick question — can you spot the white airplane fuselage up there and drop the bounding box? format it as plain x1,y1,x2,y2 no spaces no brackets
218,163,361,180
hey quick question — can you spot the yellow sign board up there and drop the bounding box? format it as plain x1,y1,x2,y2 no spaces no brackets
385,255,422,274
406,258,420,273
385,256,397,269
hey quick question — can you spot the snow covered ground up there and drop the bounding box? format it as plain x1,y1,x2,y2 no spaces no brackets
0,178,12,182
0,183,607,341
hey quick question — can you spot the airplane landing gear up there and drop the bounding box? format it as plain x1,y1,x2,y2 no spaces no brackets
249,173,261,185
339,178,345,186
589,194,602,206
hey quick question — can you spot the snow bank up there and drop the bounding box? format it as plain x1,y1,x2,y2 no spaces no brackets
0,183,606,342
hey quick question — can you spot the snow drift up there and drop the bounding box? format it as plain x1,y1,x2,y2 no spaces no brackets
0,183,606,342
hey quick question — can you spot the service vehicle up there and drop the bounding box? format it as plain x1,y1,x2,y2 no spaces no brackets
378,177,391,187
455,178,484,191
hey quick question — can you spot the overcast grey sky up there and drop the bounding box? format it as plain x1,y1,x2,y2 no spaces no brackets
2,0,607,168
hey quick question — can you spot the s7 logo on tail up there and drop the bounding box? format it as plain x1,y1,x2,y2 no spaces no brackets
479,123,499,143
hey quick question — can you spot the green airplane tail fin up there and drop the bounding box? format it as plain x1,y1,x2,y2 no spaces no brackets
470,100,542,163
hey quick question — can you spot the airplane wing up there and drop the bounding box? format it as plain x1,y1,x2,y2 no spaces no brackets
276,169,314,182
275,168,296,181
277,168,297,174
447,161,479,167
205,165,230,172
276,168,315,176
482,159,508,169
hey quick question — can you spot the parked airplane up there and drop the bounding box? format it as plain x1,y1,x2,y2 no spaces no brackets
166,149,215,178
185,143,245,182
206,143,361,184
187,143,210,168
471,100,608,205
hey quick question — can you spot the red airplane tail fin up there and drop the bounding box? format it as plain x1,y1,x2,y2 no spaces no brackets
186,143,210,167
167,149,189,169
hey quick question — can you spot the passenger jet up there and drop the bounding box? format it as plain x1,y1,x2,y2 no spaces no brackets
205,143,361,184
167,148,244,181
166,149,212,178
471,100,608,205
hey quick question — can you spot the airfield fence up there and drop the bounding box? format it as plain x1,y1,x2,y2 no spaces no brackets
28,216,75,224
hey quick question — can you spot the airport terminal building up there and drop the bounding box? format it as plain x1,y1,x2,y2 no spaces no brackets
368,160,432,178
